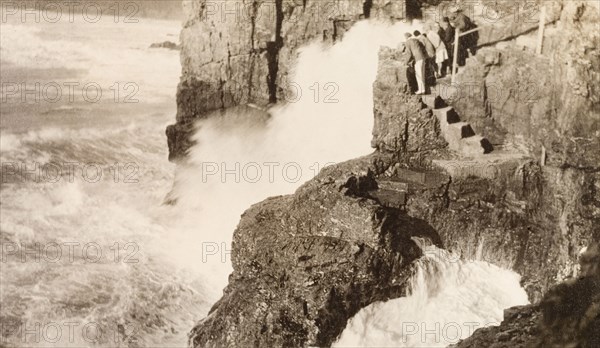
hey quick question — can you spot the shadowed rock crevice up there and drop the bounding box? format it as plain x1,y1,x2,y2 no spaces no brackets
362,0,373,18
266,0,284,103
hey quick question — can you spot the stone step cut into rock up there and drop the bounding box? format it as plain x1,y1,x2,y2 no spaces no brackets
421,95,446,109
377,180,409,192
460,135,494,156
447,122,476,141
433,107,461,124
428,103,494,156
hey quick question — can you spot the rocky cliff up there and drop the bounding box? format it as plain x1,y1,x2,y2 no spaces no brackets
438,0,600,296
452,243,599,348
189,155,445,347
449,1,600,168
168,0,410,160
172,0,599,346
189,44,597,345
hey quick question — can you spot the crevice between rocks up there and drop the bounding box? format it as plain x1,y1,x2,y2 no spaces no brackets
363,0,373,18
266,0,284,103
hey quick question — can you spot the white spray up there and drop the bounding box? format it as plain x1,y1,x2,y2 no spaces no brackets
166,20,424,293
335,246,530,347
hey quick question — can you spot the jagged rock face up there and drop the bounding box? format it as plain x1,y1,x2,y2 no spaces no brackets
169,0,409,160
405,162,599,301
182,0,599,345
189,155,443,347
371,47,449,165
371,45,598,301
453,243,600,348
450,0,600,169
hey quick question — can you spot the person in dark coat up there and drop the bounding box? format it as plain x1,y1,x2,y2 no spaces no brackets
438,17,455,75
449,8,478,65
402,33,428,94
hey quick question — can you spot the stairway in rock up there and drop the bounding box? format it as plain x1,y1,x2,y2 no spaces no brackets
420,94,494,156
420,93,530,180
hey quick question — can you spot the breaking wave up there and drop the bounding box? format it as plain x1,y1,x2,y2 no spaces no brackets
0,10,528,347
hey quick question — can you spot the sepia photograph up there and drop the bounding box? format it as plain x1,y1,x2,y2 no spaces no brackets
0,0,598,347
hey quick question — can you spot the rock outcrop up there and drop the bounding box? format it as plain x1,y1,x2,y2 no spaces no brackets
176,0,599,346
373,43,598,302
371,46,449,164
447,1,600,169
453,243,600,348
189,155,444,347
168,0,410,161
150,41,180,50
188,45,597,346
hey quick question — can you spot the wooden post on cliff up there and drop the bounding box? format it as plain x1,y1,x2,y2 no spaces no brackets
541,146,547,166
451,28,460,84
536,4,546,55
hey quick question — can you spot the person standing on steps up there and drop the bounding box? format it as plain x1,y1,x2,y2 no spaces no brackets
413,30,437,86
402,32,428,95
426,23,449,78
438,17,455,76
449,7,478,66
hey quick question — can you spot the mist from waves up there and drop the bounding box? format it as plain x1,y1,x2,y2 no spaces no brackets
0,14,423,347
0,11,204,348
0,11,527,347
166,20,423,293
334,245,530,347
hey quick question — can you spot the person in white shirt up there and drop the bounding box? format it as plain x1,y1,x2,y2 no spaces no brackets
426,23,449,78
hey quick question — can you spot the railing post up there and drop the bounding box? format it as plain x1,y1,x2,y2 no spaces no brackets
536,4,546,55
451,28,460,84
541,145,546,166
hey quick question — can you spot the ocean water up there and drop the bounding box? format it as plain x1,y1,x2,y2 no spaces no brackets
1,10,204,347
335,246,529,347
1,9,528,348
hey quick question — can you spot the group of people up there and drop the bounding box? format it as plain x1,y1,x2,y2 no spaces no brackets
402,8,478,95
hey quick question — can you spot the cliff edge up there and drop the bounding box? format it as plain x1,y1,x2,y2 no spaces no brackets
173,0,599,346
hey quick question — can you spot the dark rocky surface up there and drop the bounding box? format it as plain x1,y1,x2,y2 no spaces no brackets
189,154,444,347
172,0,599,346
448,1,600,169
188,47,597,346
453,243,600,348
168,0,409,161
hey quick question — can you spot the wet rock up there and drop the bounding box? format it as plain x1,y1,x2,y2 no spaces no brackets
453,242,600,348
450,0,600,169
189,154,443,347
371,47,448,165
181,1,599,346
167,0,410,160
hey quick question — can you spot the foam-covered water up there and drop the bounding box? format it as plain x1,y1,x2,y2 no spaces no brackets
1,10,527,348
1,11,203,347
167,20,424,290
335,246,529,347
